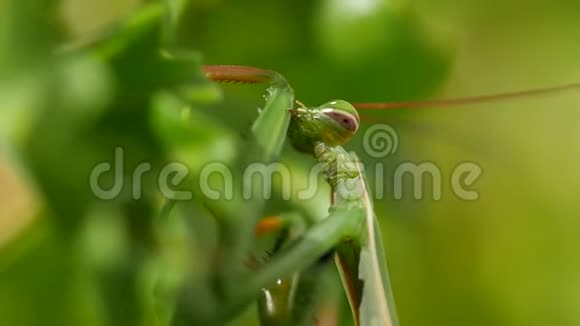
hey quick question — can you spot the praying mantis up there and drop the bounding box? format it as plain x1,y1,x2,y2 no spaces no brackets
195,65,580,326
197,64,399,326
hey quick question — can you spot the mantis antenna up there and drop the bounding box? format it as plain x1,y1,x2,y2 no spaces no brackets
353,83,580,109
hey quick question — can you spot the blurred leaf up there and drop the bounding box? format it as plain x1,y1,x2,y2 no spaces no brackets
0,0,64,74
150,89,236,171
314,0,452,102
0,218,104,326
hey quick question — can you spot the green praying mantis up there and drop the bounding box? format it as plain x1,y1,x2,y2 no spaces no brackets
198,64,399,326
194,65,580,326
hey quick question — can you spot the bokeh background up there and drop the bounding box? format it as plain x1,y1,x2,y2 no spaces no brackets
2,0,580,325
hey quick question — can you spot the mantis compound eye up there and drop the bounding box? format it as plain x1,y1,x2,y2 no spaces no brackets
315,99,360,146
320,100,360,133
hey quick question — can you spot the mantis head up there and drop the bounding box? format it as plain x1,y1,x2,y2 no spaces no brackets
288,100,360,154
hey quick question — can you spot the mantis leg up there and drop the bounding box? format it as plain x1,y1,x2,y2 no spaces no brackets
168,65,295,323
255,213,343,326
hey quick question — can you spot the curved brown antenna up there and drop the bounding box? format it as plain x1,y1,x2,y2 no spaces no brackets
353,83,580,110
202,65,279,84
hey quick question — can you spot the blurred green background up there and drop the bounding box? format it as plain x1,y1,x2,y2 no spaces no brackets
1,0,580,325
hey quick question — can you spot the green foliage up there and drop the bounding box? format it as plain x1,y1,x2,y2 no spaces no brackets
2,0,580,326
